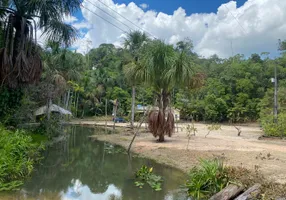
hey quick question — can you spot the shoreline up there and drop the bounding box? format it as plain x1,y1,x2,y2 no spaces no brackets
87,122,286,185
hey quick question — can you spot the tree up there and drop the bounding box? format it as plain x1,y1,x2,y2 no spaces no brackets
43,42,85,111
123,31,149,129
0,0,80,88
137,40,200,142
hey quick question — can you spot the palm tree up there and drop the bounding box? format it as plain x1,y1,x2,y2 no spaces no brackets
123,31,149,129
0,0,80,88
43,42,85,111
136,40,201,142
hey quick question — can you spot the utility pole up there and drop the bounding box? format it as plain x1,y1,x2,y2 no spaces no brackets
272,65,278,123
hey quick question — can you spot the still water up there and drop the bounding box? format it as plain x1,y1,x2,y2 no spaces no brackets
1,126,188,200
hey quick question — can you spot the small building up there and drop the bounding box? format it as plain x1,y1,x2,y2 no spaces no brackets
133,105,180,121
34,104,72,116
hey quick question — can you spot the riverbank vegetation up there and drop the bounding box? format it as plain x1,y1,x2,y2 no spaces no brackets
0,126,44,191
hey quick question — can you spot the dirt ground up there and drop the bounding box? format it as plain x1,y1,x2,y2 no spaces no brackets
74,120,286,184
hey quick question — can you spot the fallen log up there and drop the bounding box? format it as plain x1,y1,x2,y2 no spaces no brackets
234,184,261,200
209,184,244,200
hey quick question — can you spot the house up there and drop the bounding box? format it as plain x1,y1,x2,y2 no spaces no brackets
133,105,180,121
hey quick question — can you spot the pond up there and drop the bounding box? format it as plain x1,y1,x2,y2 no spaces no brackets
1,126,189,200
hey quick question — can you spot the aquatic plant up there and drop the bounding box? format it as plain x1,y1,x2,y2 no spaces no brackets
135,165,163,191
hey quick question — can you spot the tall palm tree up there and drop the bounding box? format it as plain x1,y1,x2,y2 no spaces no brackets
0,0,80,88
136,40,201,142
123,31,149,129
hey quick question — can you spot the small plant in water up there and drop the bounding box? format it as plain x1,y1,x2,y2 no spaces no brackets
135,165,163,191
185,159,229,199
205,124,221,138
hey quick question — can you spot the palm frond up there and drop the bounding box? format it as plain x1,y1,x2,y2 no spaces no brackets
43,20,78,46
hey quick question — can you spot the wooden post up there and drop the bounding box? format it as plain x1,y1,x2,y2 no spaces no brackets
105,98,107,130
113,100,118,131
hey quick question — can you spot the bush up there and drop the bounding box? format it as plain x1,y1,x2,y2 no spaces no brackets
185,159,229,199
0,126,43,191
261,113,286,137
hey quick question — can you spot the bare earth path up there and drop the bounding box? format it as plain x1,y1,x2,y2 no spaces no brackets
73,120,286,184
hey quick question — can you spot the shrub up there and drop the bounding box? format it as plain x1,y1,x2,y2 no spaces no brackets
0,126,43,191
185,159,229,199
261,113,286,137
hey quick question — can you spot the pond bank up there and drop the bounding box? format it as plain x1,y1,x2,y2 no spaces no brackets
88,121,286,185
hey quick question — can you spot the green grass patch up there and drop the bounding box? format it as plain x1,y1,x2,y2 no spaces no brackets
0,126,44,191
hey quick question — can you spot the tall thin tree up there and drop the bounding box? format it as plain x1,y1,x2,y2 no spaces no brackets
123,31,149,129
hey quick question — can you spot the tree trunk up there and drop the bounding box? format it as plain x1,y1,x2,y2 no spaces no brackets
209,184,244,200
113,103,117,131
131,86,135,129
158,133,165,142
46,98,52,120
75,93,79,118
65,89,70,109
234,184,261,200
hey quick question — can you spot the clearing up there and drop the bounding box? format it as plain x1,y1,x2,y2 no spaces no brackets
74,120,286,184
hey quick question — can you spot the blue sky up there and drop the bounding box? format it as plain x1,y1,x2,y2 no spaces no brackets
68,0,286,58
114,0,247,14
74,0,248,27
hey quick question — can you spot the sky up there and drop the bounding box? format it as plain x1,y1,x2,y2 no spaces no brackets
55,0,286,58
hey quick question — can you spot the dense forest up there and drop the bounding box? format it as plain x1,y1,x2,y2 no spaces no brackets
1,35,286,127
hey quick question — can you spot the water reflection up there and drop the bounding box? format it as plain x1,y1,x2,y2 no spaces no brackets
61,179,122,200
1,126,188,200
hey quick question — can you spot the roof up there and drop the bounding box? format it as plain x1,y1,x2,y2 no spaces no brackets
34,104,72,116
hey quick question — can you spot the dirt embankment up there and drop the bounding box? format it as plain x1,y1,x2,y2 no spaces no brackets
86,121,286,185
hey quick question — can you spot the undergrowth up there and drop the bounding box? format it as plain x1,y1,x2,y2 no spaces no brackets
0,126,44,191
185,158,229,199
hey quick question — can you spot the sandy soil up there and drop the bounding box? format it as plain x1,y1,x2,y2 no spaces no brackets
73,120,286,184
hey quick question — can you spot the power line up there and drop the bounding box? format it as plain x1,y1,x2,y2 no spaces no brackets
93,0,157,39
224,4,247,34
81,4,128,33
85,0,135,32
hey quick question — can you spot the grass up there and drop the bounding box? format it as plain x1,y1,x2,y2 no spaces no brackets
185,159,229,199
0,126,44,191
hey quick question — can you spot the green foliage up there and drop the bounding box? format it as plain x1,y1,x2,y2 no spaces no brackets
205,124,221,138
175,53,286,122
0,126,44,191
0,87,23,126
135,165,163,191
185,159,229,199
36,115,63,139
261,113,286,137
260,87,286,137
185,123,197,150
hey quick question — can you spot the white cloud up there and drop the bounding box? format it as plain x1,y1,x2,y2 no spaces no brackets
140,3,149,10
63,15,78,24
72,21,91,29
74,0,286,58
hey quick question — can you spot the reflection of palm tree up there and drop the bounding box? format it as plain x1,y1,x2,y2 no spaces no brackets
0,0,80,87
